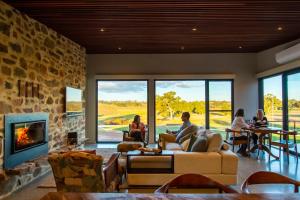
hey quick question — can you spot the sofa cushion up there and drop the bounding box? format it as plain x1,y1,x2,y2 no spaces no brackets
207,133,223,152
165,143,182,151
174,151,221,174
186,134,198,152
190,135,208,152
175,125,198,143
181,139,190,151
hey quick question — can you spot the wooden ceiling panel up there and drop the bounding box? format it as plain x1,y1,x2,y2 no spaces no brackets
4,0,300,53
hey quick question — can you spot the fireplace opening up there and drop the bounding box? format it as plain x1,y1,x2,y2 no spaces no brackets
12,120,47,153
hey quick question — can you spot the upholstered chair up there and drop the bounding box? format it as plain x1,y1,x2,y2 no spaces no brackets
48,151,120,192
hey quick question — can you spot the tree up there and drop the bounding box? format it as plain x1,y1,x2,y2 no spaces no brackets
156,91,181,119
264,93,282,115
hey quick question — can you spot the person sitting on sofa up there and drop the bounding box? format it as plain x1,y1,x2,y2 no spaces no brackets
231,108,250,157
159,112,197,149
130,115,146,142
166,112,191,136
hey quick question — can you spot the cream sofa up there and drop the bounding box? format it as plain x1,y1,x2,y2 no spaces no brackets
127,132,238,187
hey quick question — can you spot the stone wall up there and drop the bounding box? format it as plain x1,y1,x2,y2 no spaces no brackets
0,1,86,198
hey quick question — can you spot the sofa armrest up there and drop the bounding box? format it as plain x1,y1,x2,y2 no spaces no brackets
219,150,238,175
103,152,120,191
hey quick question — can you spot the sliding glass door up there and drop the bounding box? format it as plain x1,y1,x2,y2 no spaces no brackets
260,68,300,147
97,80,148,142
208,81,233,135
155,80,206,139
262,75,283,129
287,72,300,132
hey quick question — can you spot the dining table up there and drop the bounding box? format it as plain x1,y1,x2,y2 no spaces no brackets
243,126,282,160
40,192,300,200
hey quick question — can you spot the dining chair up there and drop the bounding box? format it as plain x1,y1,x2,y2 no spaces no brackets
241,171,300,193
48,151,121,192
155,173,238,194
224,128,250,153
268,130,298,162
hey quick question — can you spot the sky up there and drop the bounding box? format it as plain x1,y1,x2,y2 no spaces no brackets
97,80,232,102
66,87,82,102
264,74,300,100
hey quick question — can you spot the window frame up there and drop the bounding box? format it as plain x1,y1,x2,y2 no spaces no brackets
258,67,300,131
94,76,235,144
95,79,149,143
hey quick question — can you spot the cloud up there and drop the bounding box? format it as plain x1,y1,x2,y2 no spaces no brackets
98,81,147,93
157,81,204,89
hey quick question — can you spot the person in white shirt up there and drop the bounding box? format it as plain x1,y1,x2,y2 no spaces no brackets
231,108,250,156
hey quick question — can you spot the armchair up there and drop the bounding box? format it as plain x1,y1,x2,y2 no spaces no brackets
48,151,120,192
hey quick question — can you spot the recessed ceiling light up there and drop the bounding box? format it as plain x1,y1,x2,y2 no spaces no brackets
181,46,185,50
118,47,122,50
100,28,105,32
238,46,243,49
192,28,197,31
277,26,283,31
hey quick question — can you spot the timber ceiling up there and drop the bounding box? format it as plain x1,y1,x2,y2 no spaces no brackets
4,0,300,53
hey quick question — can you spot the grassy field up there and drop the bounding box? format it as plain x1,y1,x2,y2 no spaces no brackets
97,102,300,143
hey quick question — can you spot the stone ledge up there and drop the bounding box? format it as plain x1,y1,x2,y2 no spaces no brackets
0,155,50,199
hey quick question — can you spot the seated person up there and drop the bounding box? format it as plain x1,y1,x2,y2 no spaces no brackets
251,109,268,145
167,112,191,136
159,112,193,149
129,115,146,142
231,108,250,156
253,109,268,127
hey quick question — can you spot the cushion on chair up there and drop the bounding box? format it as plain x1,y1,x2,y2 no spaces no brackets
48,151,105,192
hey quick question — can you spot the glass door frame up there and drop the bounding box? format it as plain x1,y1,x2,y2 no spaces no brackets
258,67,300,131
206,80,234,130
95,79,150,143
153,79,234,141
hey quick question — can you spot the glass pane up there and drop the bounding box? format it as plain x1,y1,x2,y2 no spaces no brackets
209,81,232,137
97,81,148,142
155,81,205,139
288,73,300,143
263,75,283,129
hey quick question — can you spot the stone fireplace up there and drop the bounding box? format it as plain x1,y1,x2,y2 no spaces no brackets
4,113,49,169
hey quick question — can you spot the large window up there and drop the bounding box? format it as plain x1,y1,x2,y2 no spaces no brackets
208,81,233,134
155,80,206,139
96,80,148,142
96,78,234,143
260,68,300,144
262,75,283,129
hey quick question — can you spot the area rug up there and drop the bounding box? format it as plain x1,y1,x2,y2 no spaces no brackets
37,148,116,189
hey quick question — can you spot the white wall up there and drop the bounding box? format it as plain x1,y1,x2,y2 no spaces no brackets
86,53,258,143
257,38,300,73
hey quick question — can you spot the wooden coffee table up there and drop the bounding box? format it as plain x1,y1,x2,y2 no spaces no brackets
126,150,174,173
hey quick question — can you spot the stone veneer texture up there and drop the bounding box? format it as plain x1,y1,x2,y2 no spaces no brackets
0,1,86,197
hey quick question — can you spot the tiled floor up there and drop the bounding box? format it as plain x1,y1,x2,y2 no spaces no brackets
3,146,300,200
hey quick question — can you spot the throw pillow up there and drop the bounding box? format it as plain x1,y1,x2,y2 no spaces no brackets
175,125,198,143
178,132,193,144
190,135,208,152
206,133,223,152
181,139,190,151
187,134,198,152
221,143,230,151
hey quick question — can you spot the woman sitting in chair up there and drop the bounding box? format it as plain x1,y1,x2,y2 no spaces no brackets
231,108,250,157
130,115,146,142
